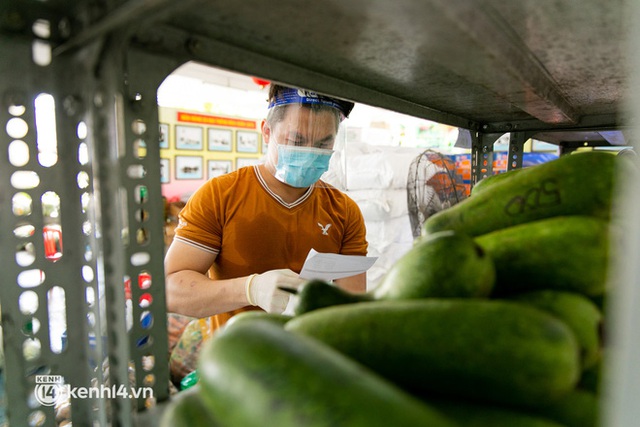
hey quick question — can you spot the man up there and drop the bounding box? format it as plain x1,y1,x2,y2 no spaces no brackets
164,84,368,329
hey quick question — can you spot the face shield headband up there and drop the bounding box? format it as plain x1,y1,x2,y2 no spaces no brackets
267,87,354,120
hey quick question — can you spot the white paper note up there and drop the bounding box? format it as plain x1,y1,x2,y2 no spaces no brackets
299,249,378,281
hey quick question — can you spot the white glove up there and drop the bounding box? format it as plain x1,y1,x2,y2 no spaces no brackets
245,269,305,313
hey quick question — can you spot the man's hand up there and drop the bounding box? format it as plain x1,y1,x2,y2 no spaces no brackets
246,269,305,313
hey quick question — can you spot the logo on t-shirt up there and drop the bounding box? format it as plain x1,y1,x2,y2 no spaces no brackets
318,223,331,235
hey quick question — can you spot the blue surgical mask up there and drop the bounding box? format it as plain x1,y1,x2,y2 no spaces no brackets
274,145,334,188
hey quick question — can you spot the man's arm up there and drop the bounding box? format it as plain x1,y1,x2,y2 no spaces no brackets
334,272,367,293
164,240,250,318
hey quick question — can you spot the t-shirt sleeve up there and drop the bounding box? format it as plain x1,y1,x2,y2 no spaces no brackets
340,197,369,256
173,181,222,255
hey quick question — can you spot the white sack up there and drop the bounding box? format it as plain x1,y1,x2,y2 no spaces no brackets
347,189,409,221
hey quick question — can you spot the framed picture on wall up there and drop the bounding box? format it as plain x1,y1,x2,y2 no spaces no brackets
236,131,260,153
208,128,233,152
176,125,203,150
236,157,261,169
207,159,233,179
159,123,169,149
160,158,170,183
175,155,203,180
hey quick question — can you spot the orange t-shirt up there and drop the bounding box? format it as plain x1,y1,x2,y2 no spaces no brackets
173,165,368,326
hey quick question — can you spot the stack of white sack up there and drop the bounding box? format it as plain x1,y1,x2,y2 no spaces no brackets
324,142,426,290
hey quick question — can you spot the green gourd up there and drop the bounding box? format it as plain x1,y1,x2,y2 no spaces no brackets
160,386,221,427
294,230,495,315
529,389,600,427
223,310,292,330
423,151,618,237
471,167,523,196
424,398,566,427
286,299,580,408
507,290,603,370
475,216,611,297
197,320,455,427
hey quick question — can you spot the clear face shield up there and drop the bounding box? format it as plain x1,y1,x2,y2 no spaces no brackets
263,89,352,189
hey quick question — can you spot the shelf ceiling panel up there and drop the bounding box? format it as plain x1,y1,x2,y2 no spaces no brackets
145,0,628,131
14,0,626,132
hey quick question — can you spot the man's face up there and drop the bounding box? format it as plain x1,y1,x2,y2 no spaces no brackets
266,105,338,150
262,105,340,187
